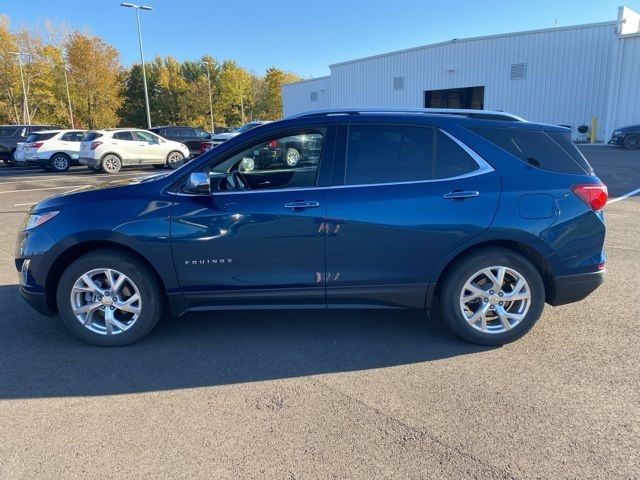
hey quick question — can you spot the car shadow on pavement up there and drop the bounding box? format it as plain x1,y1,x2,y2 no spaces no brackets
0,284,492,399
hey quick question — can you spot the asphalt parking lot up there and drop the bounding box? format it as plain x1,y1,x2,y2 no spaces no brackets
0,146,639,479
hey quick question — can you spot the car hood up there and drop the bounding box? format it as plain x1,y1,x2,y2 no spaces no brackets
617,124,640,131
32,173,169,212
211,132,239,140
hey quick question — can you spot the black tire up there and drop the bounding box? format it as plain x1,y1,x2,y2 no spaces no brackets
56,249,163,347
439,248,545,346
50,153,71,172
623,134,640,150
101,154,122,174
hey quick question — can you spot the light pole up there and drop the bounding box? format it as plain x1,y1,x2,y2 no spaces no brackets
120,3,153,129
9,52,31,125
62,61,74,128
202,61,215,134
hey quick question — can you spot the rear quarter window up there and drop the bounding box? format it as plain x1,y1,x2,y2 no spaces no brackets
83,132,103,141
468,126,593,175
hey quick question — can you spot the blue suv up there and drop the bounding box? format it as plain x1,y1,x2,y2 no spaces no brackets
15,109,607,347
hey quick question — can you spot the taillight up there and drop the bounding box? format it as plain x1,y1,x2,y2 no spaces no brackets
200,141,211,153
267,139,278,149
571,184,608,211
90,141,103,150
31,142,44,149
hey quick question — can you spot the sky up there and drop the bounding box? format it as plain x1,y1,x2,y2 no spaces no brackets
1,0,638,78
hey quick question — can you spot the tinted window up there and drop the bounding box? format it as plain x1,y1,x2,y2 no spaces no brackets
204,129,325,192
434,131,479,179
0,127,18,137
61,131,85,142
181,128,197,138
195,128,210,139
345,125,434,185
84,132,103,141
113,131,134,141
468,126,591,175
163,128,179,138
546,131,594,174
26,132,57,142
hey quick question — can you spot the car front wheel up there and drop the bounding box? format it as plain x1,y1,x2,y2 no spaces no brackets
623,134,640,150
56,249,163,346
439,248,545,346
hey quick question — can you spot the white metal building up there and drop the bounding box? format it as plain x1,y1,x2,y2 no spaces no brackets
282,6,640,140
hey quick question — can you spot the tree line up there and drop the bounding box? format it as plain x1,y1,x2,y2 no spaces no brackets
0,15,300,130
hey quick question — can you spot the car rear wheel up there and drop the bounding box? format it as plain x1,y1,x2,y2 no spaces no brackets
166,151,185,169
283,147,300,167
623,134,640,150
56,249,163,346
101,154,122,174
50,153,71,172
439,248,545,346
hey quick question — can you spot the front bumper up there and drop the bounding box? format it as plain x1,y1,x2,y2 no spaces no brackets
548,270,605,306
609,135,624,146
19,285,52,315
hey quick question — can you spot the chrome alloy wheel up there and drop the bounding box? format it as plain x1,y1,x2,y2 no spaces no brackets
167,151,184,168
70,268,142,335
52,155,69,171
459,266,531,334
284,148,300,167
102,155,121,173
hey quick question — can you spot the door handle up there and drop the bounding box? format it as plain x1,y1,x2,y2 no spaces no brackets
443,190,479,200
283,200,320,209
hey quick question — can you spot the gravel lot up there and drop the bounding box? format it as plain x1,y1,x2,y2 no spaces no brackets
0,146,639,479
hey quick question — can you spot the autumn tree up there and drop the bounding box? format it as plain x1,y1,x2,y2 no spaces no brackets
65,32,122,128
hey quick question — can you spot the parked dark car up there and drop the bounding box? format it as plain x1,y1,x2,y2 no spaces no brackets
16,108,607,347
149,126,211,157
0,124,58,164
609,124,640,149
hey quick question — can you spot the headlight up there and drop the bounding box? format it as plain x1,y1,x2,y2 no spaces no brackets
613,130,622,135
23,211,59,230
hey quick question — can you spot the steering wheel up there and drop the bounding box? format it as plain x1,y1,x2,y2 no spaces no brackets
230,170,250,191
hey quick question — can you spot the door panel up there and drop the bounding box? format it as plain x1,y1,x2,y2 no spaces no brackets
170,124,336,309
325,173,501,308
170,190,328,309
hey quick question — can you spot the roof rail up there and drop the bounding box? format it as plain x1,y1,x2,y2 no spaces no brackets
287,108,526,122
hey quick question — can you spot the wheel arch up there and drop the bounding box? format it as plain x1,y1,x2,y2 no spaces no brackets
45,240,168,314
49,151,71,160
431,238,556,307
100,151,123,161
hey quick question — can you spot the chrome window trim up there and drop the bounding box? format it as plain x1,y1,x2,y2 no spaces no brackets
171,129,494,197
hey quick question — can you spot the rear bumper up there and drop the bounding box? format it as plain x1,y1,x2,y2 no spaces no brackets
548,270,605,306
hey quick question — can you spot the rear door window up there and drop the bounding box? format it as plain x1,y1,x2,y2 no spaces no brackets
0,127,18,137
345,125,435,185
468,126,592,175
113,131,134,141
61,131,85,142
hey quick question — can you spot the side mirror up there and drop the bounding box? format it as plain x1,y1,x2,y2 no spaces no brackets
185,172,210,194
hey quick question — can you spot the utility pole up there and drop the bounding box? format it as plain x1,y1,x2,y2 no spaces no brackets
121,3,153,129
202,61,215,134
9,52,31,125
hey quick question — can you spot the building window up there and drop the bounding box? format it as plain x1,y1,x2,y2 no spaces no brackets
510,63,527,80
310,91,319,102
393,76,405,90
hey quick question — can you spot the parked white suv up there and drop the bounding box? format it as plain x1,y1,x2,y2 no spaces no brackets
22,130,86,172
79,128,190,173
